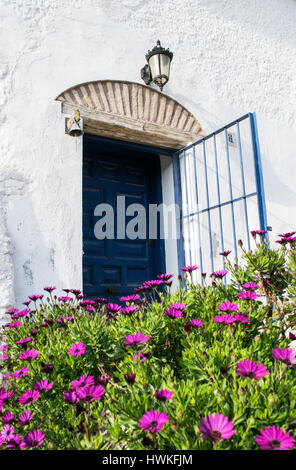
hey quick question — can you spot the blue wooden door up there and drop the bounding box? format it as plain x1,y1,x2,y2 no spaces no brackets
83,134,165,302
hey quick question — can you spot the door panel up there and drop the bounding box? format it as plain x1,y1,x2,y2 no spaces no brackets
83,135,165,302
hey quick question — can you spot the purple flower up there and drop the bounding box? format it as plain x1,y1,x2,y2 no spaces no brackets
95,297,107,304
233,313,250,323
44,286,56,293
255,426,294,450
23,429,45,449
124,373,136,385
181,265,198,273
5,308,19,315
18,410,34,426
155,389,173,402
19,389,40,405
2,412,15,424
219,250,231,257
123,332,150,347
105,303,122,313
0,353,8,361
41,363,54,374
235,359,269,381
120,295,140,302
16,337,32,347
289,331,296,341
170,302,186,311
28,295,43,302
71,375,95,390
58,296,72,302
165,307,184,318
6,433,25,449
97,375,110,386
279,232,296,238
63,391,79,404
198,414,236,442
184,319,203,331
238,290,259,300
132,353,146,362
217,301,239,313
213,314,235,325
157,274,174,281
68,342,86,357
0,388,14,402
70,289,82,296
12,367,30,379
7,321,22,328
251,230,268,237
121,306,139,316
33,379,53,393
210,270,228,279
0,344,8,351
143,280,163,289
56,316,73,325
241,282,259,290
1,425,15,441
139,410,169,434
75,385,105,402
18,349,39,361
272,348,296,367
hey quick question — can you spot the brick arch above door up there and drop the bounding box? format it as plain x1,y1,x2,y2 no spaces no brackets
56,80,203,150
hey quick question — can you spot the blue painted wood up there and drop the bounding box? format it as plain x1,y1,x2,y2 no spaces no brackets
172,152,186,276
249,113,268,238
83,134,166,302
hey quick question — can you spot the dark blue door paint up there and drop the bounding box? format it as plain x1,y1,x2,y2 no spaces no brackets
83,134,166,302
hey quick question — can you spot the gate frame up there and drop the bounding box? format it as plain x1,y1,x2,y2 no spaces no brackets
172,112,268,275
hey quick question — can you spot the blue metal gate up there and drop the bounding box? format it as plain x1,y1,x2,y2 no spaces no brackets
173,113,268,283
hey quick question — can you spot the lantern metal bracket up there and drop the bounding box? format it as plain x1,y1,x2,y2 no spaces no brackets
140,64,152,85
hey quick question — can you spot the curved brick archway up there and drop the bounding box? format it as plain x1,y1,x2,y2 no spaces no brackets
56,80,203,149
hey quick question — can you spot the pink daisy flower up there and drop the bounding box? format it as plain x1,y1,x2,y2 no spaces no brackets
120,295,140,302
75,385,105,402
241,282,259,290
255,425,294,450
123,332,150,347
23,429,45,449
13,367,30,379
233,313,250,323
155,389,173,402
18,349,39,361
238,290,259,300
68,342,86,357
235,359,269,381
198,413,236,442
121,306,139,315
165,307,184,318
184,319,203,331
210,270,228,279
217,301,239,313
143,280,163,289
213,314,235,325
2,412,15,424
70,375,95,390
18,410,34,426
272,348,296,367
139,410,169,434
19,389,40,406
181,265,198,273
33,379,53,393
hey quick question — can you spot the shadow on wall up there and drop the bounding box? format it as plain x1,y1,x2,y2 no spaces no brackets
0,169,64,323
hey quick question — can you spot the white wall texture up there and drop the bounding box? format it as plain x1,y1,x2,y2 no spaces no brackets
0,0,295,318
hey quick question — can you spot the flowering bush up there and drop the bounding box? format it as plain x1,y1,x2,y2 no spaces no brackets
1,231,296,450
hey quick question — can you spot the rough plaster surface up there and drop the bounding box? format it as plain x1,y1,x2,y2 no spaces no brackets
0,0,295,319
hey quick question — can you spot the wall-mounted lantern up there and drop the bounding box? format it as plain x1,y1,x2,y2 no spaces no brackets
65,109,84,137
141,40,173,91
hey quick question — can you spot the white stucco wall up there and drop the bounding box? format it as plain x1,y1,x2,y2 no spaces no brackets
0,0,295,314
